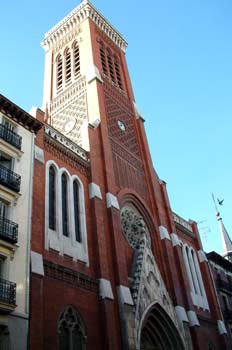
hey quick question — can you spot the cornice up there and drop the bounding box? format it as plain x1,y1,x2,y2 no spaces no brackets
41,0,127,53
44,124,89,164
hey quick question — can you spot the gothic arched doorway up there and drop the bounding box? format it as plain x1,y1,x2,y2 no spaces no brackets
140,303,184,350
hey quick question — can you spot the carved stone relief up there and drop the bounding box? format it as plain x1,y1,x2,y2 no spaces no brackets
120,207,180,348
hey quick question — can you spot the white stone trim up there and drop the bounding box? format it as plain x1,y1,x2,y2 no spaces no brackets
182,244,209,310
99,279,114,300
89,182,102,200
86,65,103,84
159,225,170,241
106,193,120,210
42,1,127,53
217,320,227,335
133,102,144,120
175,306,189,324
45,161,89,265
34,145,45,164
187,310,200,327
117,285,134,306
198,250,208,263
31,251,44,276
170,233,181,247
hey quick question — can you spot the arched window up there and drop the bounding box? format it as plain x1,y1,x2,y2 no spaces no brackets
114,55,123,90
99,43,108,76
106,49,115,83
65,48,71,83
73,42,80,77
58,306,86,350
56,54,63,89
49,166,56,230
62,173,69,237
182,244,209,309
73,180,81,242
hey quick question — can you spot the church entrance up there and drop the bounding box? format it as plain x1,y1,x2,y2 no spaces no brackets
140,304,184,350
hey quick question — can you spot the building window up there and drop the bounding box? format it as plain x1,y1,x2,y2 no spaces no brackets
0,325,9,350
45,161,88,263
182,244,209,309
62,173,69,237
73,180,81,242
58,306,86,350
114,55,123,90
65,49,71,83
99,43,108,76
107,49,115,83
56,54,63,89
49,166,56,230
73,42,80,77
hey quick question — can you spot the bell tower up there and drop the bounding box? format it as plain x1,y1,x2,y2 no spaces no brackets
41,0,130,150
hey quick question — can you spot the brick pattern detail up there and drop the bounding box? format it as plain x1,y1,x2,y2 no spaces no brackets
44,137,90,177
103,84,148,199
44,260,99,293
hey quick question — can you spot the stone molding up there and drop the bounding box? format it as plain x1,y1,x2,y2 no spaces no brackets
89,182,102,200
170,233,181,247
106,192,120,210
175,306,189,324
42,0,127,53
99,278,114,300
198,249,208,263
187,310,200,327
86,65,103,84
217,320,227,335
159,225,171,241
31,251,44,276
117,285,134,306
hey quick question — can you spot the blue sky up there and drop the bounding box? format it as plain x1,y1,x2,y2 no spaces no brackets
1,0,231,253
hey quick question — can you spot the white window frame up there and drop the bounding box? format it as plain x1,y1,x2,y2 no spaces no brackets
45,160,88,265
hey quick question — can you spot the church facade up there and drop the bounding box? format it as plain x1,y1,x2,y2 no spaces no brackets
29,1,228,349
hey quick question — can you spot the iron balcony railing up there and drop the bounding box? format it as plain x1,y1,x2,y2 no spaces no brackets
0,278,16,306
0,216,18,244
0,164,21,192
0,124,22,150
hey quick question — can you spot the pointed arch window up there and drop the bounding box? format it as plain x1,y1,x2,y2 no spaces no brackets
114,55,123,90
58,306,86,350
65,49,72,83
62,173,69,237
73,42,80,77
56,54,63,89
106,49,115,83
49,166,56,230
73,180,81,242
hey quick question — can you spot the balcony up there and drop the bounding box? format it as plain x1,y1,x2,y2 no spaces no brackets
0,124,22,150
0,164,21,192
0,278,16,312
0,216,18,244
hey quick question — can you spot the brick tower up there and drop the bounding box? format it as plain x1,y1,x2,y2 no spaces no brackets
30,1,228,349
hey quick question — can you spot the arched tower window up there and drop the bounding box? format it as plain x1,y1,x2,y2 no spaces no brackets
114,55,123,90
106,49,115,83
65,48,71,83
58,306,86,350
99,43,108,76
49,166,56,230
56,54,63,89
73,180,81,242
62,173,69,237
73,42,80,77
